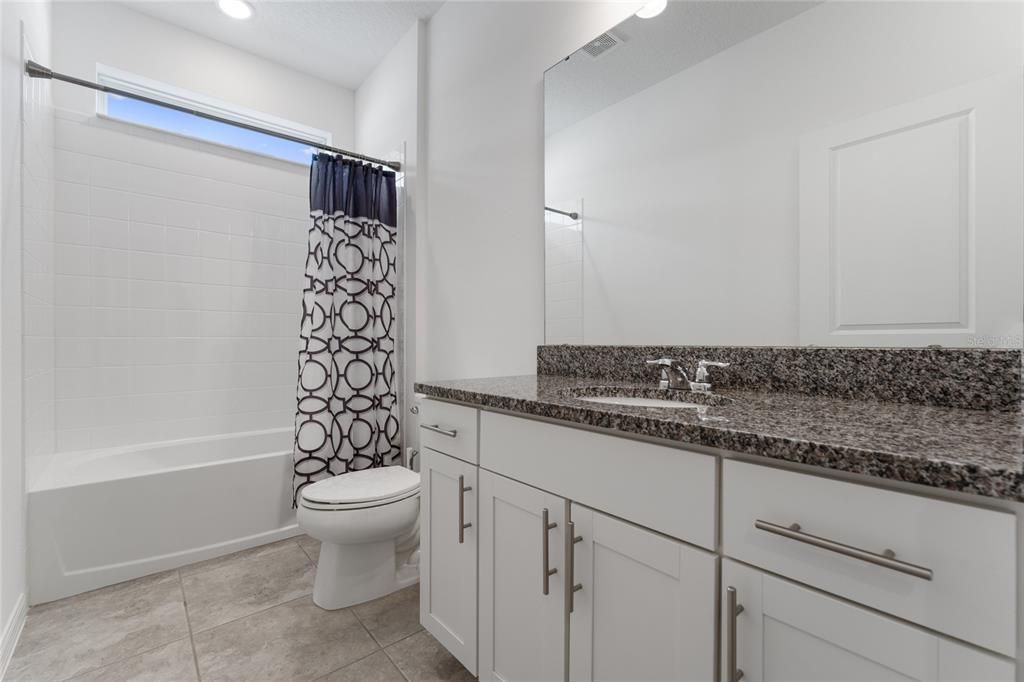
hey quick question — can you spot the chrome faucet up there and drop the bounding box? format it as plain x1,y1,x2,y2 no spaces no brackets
646,358,731,394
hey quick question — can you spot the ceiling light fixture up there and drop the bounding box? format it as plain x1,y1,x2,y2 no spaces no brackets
635,0,667,19
218,0,253,20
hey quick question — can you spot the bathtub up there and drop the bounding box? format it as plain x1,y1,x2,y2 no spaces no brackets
27,428,298,604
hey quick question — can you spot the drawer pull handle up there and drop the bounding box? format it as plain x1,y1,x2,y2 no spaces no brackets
423,424,458,438
542,508,558,595
458,475,472,544
726,586,744,681
754,519,933,581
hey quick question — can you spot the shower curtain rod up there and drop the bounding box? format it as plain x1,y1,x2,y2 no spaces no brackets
545,206,579,220
24,60,402,172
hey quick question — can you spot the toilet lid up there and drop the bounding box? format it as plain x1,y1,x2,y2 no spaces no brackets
301,467,421,505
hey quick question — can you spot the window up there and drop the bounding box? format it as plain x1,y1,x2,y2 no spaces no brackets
96,65,331,165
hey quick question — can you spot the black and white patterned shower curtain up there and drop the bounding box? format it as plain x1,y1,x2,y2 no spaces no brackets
292,154,399,506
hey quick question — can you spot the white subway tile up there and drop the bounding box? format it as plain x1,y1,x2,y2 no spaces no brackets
55,150,91,184
129,221,164,253
55,181,90,215
90,187,131,220
55,211,90,246
90,216,130,249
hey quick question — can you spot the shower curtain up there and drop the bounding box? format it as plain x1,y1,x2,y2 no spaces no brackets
292,154,400,506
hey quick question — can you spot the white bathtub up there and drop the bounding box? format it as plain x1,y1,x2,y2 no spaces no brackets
27,428,298,604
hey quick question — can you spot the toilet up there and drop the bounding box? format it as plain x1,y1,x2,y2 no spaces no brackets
296,466,421,610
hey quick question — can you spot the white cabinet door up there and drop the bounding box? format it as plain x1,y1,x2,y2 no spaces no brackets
569,505,716,682
721,560,1013,682
420,448,478,674
479,470,567,682
799,71,1023,347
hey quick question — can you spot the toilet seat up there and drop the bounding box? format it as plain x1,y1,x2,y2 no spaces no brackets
300,467,420,511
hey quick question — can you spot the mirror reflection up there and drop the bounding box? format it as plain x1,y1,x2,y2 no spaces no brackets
544,1,1023,348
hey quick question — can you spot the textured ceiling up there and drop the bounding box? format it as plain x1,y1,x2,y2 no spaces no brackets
123,0,444,90
545,1,818,134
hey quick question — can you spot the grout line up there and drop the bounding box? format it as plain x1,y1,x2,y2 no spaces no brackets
380,636,412,682
348,605,378,647
187,592,315,637
58,636,195,682
296,537,319,565
310,646,386,682
177,571,203,682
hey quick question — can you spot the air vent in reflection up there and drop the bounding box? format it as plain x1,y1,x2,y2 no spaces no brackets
582,32,619,59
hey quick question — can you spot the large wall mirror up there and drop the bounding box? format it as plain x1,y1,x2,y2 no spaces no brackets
544,1,1023,348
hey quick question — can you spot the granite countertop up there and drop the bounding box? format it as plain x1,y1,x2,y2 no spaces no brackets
414,374,1024,502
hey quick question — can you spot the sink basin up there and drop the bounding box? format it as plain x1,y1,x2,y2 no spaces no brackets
576,396,704,409
561,385,732,408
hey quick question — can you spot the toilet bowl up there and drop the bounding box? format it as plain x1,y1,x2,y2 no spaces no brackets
297,466,421,610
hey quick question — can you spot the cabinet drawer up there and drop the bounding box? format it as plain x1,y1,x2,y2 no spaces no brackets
420,400,478,464
723,460,1016,656
480,411,716,549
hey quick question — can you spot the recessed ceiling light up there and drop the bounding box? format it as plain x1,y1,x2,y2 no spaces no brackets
218,0,253,20
635,0,667,19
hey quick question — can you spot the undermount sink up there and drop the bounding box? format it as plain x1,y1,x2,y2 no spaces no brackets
576,396,704,409
561,385,732,409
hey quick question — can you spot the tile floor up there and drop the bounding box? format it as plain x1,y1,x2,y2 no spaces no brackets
6,536,474,682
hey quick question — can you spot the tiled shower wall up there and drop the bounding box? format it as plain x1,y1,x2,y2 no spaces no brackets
23,54,56,460
52,110,308,452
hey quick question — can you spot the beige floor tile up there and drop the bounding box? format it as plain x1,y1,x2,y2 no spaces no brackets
192,596,378,682
353,584,422,647
295,535,321,564
385,630,475,682
180,538,305,577
66,637,198,682
7,574,189,682
317,650,405,682
182,542,315,632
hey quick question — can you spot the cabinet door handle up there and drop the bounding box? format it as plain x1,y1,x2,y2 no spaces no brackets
566,520,583,614
726,586,745,682
458,475,472,544
423,424,458,438
542,508,558,595
754,519,933,581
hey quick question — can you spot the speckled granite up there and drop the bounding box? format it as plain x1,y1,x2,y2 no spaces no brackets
537,345,1022,412
414,375,1024,502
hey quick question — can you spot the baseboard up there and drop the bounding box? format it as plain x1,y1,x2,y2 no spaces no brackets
0,593,27,679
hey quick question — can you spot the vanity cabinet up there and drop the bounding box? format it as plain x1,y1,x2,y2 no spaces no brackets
568,504,716,682
420,447,478,674
418,398,1017,681
478,470,567,681
721,559,1014,682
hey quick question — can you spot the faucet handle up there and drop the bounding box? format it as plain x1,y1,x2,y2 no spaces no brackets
695,360,730,383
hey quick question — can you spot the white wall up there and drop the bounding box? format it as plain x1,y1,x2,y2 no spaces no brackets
1,0,52,668
545,1,1023,345
45,2,355,455
51,3,354,143
354,20,426,456
544,213,583,344
421,1,637,381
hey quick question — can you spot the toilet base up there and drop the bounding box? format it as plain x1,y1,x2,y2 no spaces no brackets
312,540,419,610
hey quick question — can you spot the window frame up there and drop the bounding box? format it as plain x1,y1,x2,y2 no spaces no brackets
94,63,332,166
